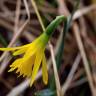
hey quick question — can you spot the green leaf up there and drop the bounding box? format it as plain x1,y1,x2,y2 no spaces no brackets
49,17,68,90
0,33,7,47
49,0,80,92
35,89,56,96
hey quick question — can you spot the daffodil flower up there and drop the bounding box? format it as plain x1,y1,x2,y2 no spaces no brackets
0,15,65,86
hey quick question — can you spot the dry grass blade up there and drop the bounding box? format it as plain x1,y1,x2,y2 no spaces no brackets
57,0,96,95
73,23,96,96
30,0,45,31
0,0,95,96
49,44,62,96
62,54,81,95
0,0,21,75
0,0,30,75
73,4,96,20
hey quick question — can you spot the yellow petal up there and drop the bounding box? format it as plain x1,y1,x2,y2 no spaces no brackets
8,58,22,72
42,54,48,85
0,47,19,51
30,49,43,86
19,56,35,77
13,47,28,56
0,43,30,51
9,55,35,77
23,42,39,62
23,35,45,60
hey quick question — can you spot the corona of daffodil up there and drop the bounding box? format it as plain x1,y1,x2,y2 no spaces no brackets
0,16,65,86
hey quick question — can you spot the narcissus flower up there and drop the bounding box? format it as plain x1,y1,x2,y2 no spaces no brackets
0,33,49,86
0,15,65,86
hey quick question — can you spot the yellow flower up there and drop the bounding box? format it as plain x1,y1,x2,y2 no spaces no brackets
0,15,65,86
0,33,49,86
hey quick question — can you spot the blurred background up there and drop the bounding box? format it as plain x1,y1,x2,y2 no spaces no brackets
0,0,96,96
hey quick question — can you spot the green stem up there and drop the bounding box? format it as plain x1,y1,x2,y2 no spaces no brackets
45,16,65,37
